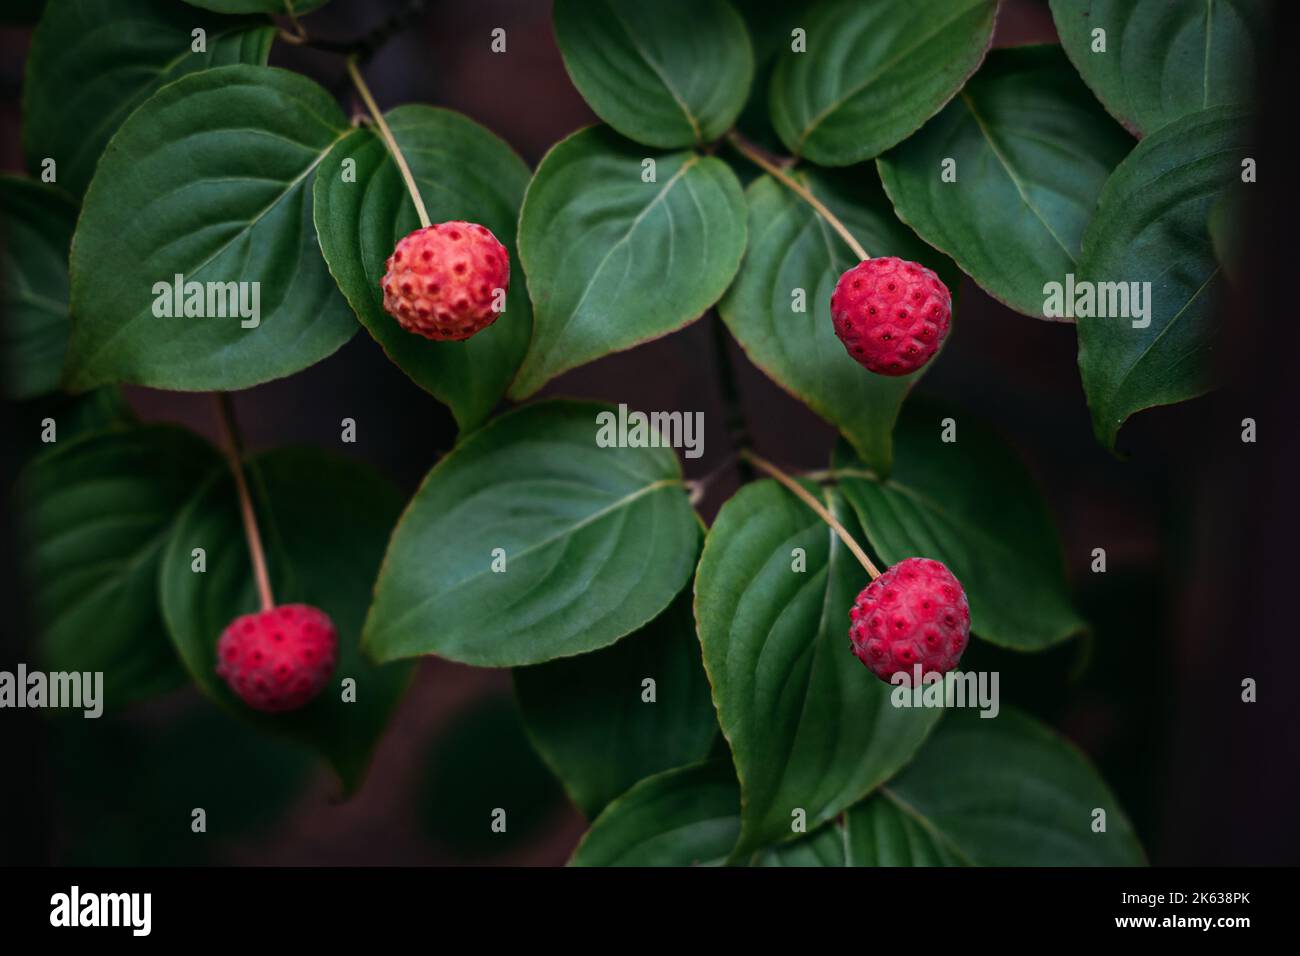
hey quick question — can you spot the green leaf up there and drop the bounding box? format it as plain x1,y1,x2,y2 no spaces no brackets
1050,0,1269,136
313,106,532,433
695,479,942,860
746,801,960,866
752,821,846,866
364,400,700,667
834,401,1085,651
18,426,223,708
1,176,77,399
552,0,754,148
732,0,807,151
718,167,959,476
511,127,746,398
843,794,966,865
1076,106,1253,451
65,65,356,393
877,46,1133,318
159,448,414,792
1208,191,1245,285
768,0,998,166
514,587,717,819
180,0,330,13
23,0,274,199
872,708,1145,865
569,761,741,866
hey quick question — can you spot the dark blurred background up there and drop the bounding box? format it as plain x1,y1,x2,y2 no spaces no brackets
1,0,1296,866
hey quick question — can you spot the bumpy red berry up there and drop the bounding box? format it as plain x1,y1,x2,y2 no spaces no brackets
215,604,338,713
830,257,952,376
849,558,970,684
380,221,509,341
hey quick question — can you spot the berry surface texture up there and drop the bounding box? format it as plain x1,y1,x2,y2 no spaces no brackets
849,557,970,684
215,604,339,713
381,221,509,341
830,257,952,376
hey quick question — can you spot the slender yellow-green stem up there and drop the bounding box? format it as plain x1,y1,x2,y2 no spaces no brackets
740,450,881,579
346,55,431,228
213,394,275,612
726,130,869,262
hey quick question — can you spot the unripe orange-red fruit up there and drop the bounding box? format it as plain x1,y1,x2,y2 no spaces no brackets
380,221,509,341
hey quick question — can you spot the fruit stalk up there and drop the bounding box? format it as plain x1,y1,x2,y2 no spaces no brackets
212,393,275,613
726,130,869,262
740,449,880,578
346,55,431,228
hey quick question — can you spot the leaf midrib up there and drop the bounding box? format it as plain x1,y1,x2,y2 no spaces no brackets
1105,265,1221,415
1203,0,1215,108
72,124,349,374
959,90,1075,263
606,3,702,142
735,506,836,854
541,153,701,356
376,477,683,637
63,25,267,180
879,785,977,865
794,0,986,153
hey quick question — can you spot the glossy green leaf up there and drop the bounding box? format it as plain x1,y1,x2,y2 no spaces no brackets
769,0,998,166
695,479,941,861
159,448,413,792
1050,0,1269,136
313,106,532,433
23,0,274,199
569,761,741,866
364,400,700,667
19,426,222,708
752,820,847,866
878,46,1133,318
553,0,754,148
1,176,77,399
511,127,746,398
1208,191,1245,285
843,793,966,865
718,167,959,476
875,708,1145,865
1076,106,1253,451
65,65,356,393
514,587,717,819
834,402,1085,651
748,800,961,865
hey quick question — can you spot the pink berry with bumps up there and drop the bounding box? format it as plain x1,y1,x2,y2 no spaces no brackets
215,604,338,713
380,221,509,341
849,557,970,684
830,257,952,376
